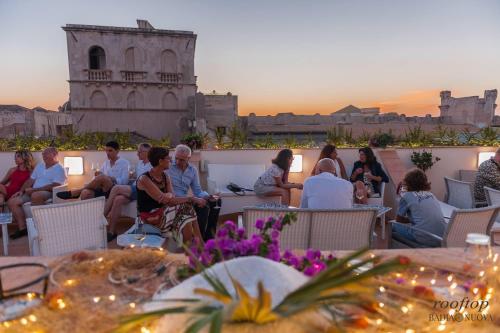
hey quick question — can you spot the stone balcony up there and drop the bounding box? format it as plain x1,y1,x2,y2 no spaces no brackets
156,72,182,84
84,69,112,81
120,70,148,82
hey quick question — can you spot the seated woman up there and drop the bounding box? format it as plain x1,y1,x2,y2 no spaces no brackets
392,169,446,248
253,149,303,206
350,147,388,204
311,144,347,179
136,147,203,247
0,150,34,209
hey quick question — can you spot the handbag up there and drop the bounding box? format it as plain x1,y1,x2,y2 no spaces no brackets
226,182,253,196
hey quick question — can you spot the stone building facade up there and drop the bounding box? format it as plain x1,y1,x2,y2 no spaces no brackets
0,105,72,138
63,20,197,141
190,92,238,135
439,89,497,127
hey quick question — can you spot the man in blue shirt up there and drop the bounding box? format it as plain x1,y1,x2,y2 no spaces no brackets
167,144,221,241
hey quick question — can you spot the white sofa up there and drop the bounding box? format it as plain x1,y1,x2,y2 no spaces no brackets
207,164,281,215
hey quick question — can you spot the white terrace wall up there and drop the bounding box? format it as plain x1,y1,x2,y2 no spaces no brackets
0,147,495,208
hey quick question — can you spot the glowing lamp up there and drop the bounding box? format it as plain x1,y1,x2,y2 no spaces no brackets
63,157,84,176
290,154,303,173
478,152,495,168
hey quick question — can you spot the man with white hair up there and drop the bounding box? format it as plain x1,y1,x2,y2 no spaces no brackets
300,158,353,209
8,147,67,239
167,144,221,241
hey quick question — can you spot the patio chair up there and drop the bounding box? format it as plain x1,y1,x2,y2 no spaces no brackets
243,207,311,251
390,205,499,248
309,208,378,251
459,170,478,183
367,182,385,206
26,197,107,256
22,184,68,219
485,187,500,243
444,177,486,209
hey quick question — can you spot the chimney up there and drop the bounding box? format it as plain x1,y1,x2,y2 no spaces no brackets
137,19,154,30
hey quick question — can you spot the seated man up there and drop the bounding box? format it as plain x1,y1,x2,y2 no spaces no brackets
58,141,130,200
167,144,221,241
392,168,445,248
474,147,500,203
300,158,353,209
104,143,152,241
8,147,67,239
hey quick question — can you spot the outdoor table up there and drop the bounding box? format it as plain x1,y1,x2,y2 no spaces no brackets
116,233,165,248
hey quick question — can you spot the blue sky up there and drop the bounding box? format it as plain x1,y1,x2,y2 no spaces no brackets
0,0,499,115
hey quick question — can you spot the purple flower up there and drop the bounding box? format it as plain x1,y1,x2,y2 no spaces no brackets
305,249,319,261
282,250,294,260
237,228,245,238
224,220,236,232
271,230,280,240
205,239,216,251
216,227,228,238
255,219,265,230
395,277,406,284
272,220,282,230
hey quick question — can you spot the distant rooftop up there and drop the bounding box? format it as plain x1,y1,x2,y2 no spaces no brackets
0,105,54,113
63,19,194,37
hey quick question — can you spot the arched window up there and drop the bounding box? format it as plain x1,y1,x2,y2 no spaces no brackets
162,92,178,109
161,49,177,72
90,90,107,108
89,46,106,69
127,91,144,109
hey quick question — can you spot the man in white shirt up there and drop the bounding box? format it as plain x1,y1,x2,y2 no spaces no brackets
57,141,130,200
104,143,152,241
300,158,353,209
8,147,67,239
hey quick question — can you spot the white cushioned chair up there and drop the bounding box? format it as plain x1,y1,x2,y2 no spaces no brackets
27,197,107,256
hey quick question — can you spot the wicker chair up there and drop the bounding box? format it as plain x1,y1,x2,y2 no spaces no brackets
22,184,68,219
27,197,107,256
243,207,378,251
444,177,486,209
391,205,499,248
243,208,311,250
309,209,378,250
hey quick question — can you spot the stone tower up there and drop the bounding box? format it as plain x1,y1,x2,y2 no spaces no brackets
62,19,197,141
439,89,497,127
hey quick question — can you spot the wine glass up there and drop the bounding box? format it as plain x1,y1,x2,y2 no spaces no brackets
135,220,146,247
212,186,221,209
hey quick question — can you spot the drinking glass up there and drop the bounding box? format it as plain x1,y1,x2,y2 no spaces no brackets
135,220,146,247
212,187,221,209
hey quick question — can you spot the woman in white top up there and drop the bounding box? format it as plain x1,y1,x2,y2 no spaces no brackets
104,143,152,241
311,144,348,180
254,149,303,205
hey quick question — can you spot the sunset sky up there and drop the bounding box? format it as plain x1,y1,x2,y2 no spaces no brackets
1,0,499,116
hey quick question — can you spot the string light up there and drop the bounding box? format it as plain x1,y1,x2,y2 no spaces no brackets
141,327,151,333
20,318,28,325
450,282,457,289
401,306,409,314
447,274,453,282
129,302,136,309
438,324,446,331
57,299,66,309
376,319,383,325
379,302,385,308
405,329,415,333
93,297,101,303
64,279,77,286
430,279,436,285
473,288,479,295
479,271,485,277
379,286,386,292
419,266,425,272
97,257,104,262
28,315,37,322
108,294,116,301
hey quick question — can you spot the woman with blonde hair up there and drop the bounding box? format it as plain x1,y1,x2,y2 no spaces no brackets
0,150,35,207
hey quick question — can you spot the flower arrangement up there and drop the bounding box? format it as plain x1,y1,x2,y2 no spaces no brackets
178,213,335,279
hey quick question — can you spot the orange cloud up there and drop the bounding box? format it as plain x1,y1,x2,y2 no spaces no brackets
371,89,442,116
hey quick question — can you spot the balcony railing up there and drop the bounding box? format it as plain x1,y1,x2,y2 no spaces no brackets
120,71,148,82
156,72,182,84
84,69,112,81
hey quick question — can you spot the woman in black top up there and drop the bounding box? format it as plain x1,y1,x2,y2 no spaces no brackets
136,147,203,247
350,147,389,204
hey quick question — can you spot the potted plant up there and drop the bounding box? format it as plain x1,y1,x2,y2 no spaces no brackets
410,150,440,172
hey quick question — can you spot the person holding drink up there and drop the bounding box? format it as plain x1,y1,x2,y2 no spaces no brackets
350,147,388,204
